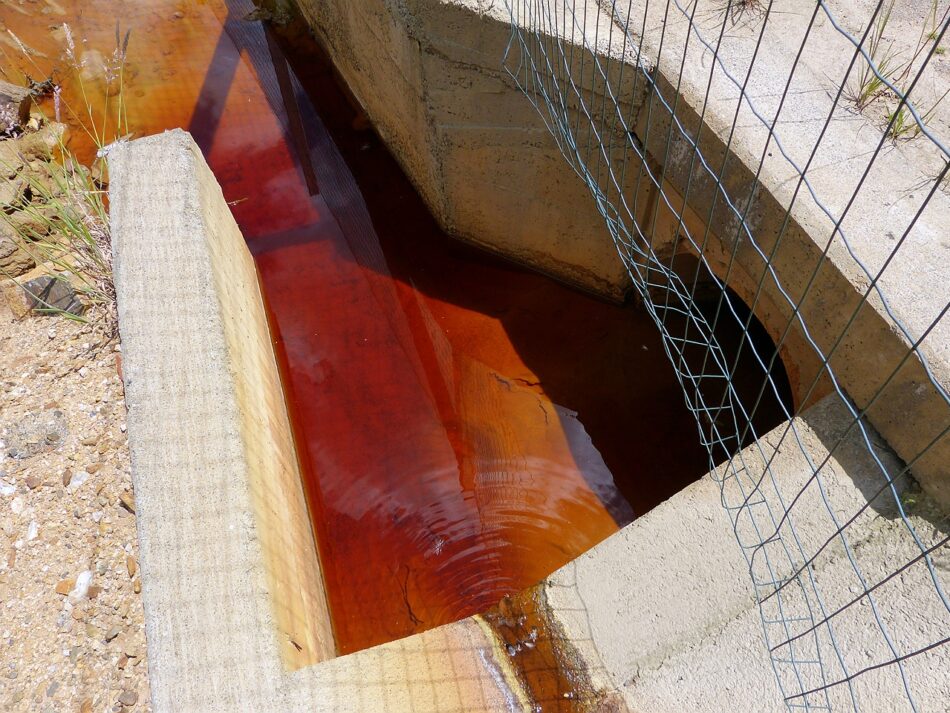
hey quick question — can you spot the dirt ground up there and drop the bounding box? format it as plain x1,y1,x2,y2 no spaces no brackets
0,300,150,712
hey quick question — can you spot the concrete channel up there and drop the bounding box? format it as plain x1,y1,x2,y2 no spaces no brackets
106,1,949,711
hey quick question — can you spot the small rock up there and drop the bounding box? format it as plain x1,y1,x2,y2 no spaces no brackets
24,475,42,489
0,123,64,176
0,229,35,278
0,175,27,210
7,274,85,317
126,555,136,578
105,626,120,642
132,579,141,594
118,690,138,707
67,470,89,492
80,698,93,713
69,570,93,599
117,654,128,669
7,206,54,239
62,468,73,487
118,491,135,514
2,409,69,459
55,578,75,596
46,680,60,698
0,80,31,134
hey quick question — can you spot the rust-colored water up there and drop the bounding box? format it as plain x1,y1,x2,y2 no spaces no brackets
1,0,790,654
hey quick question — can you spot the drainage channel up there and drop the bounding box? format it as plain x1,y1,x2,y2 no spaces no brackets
10,0,792,658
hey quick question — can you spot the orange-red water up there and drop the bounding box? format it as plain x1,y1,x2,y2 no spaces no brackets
1,0,790,654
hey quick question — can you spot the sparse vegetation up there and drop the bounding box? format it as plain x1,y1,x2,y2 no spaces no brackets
846,0,903,111
720,0,766,27
887,87,949,141
845,0,949,143
925,0,950,42
0,23,131,335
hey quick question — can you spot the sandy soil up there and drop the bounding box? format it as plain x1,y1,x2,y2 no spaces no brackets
0,300,150,712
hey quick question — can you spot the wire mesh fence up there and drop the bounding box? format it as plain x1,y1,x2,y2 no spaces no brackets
502,0,950,710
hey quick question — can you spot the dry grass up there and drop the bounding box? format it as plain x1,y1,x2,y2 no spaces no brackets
844,0,949,143
0,23,131,338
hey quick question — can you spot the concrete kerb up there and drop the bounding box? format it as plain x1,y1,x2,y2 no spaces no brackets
109,130,948,711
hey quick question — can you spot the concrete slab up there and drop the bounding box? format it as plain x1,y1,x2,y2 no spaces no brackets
543,394,950,712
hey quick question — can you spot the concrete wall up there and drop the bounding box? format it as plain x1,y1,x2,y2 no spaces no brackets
109,130,335,676
291,0,949,513
291,0,635,300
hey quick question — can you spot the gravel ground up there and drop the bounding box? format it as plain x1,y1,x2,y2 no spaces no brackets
0,300,150,712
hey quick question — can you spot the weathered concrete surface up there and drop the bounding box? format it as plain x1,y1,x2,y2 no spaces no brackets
543,392,950,712
291,0,635,300
293,0,949,512
109,129,335,672
610,0,950,512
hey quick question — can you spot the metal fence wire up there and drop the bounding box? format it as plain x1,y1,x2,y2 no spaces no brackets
502,1,950,710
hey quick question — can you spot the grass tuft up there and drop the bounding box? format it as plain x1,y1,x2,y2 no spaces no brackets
845,0,902,112
0,23,132,339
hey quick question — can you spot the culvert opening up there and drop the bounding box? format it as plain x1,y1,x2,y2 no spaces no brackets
658,251,797,459
254,18,798,656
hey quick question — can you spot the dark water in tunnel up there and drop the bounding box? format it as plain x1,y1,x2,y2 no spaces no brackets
1,0,791,654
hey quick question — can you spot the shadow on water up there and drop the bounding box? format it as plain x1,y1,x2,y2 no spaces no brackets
261,10,794,504
246,8,794,652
